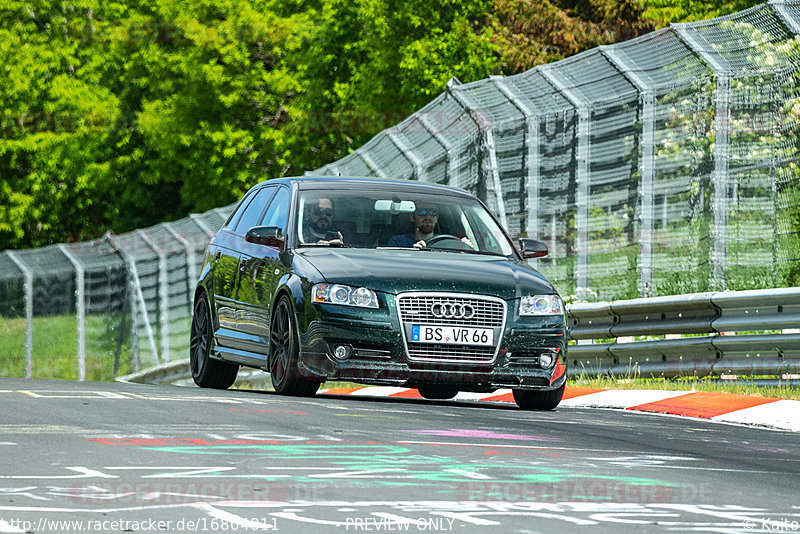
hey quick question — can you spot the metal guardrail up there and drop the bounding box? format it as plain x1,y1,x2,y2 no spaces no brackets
116,359,271,388
118,287,800,386
567,287,800,379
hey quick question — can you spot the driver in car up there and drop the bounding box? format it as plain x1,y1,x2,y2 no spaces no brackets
388,203,474,249
303,197,343,245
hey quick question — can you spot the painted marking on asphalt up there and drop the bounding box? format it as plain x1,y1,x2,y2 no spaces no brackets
559,389,690,408
16,390,128,399
347,387,412,397
0,425,92,434
712,399,800,431
334,414,399,419
403,429,556,441
396,440,618,452
0,442,17,446
562,387,608,399
104,467,238,478
0,467,116,480
322,387,365,395
388,389,423,398
629,392,779,419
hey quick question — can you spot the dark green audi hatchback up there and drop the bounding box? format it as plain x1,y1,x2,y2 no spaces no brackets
190,176,567,409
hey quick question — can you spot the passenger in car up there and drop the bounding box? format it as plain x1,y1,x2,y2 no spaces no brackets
303,197,343,244
388,203,474,249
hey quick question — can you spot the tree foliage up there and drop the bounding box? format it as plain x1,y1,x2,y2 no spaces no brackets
0,0,768,250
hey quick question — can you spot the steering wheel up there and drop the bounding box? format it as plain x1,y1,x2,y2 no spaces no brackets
425,234,472,250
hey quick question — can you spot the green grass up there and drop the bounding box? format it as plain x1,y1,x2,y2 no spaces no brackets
0,314,136,381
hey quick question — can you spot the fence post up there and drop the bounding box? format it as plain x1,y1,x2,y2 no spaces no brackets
387,131,425,182
601,46,656,297
106,234,160,368
164,223,197,315
137,230,169,362
6,251,33,378
769,0,800,34
674,24,731,291
358,150,386,178
189,214,215,239
493,76,541,241
447,83,509,231
419,110,457,185
540,66,592,299
58,245,86,380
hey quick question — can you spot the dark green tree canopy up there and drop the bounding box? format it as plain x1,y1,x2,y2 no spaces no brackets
0,0,763,250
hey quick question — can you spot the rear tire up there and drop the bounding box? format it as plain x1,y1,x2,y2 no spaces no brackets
269,295,321,397
417,386,459,400
190,292,239,389
512,383,565,410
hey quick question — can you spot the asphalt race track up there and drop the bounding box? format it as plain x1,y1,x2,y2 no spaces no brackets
0,378,798,533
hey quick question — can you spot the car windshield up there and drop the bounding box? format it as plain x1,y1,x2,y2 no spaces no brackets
297,189,515,256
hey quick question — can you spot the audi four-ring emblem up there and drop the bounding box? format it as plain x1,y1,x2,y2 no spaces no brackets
431,301,475,319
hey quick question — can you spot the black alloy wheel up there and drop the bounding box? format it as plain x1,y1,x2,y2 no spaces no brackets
190,292,239,389
512,382,565,410
269,295,321,396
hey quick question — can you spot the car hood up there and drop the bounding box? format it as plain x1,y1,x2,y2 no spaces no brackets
295,248,556,299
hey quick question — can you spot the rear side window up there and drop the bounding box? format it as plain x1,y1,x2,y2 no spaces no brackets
225,189,257,230
259,187,291,234
234,188,275,234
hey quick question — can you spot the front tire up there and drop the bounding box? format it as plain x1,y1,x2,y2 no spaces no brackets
190,292,239,389
417,386,459,400
512,383,565,410
269,295,321,397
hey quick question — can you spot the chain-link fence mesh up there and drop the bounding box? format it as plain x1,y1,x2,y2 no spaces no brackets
2,1,800,378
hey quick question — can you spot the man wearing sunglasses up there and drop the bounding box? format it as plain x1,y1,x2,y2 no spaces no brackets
303,198,343,244
388,202,473,249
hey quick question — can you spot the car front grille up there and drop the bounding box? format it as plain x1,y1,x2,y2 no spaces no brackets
397,293,506,364
406,343,497,363
397,295,504,327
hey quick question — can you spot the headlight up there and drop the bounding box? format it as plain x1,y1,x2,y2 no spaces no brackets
520,294,563,316
312,283,379,309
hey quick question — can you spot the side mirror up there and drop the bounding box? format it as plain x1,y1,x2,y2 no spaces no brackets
519,238,548,259
245,226,285,248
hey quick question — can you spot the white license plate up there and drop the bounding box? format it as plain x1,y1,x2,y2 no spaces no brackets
410,324,494,346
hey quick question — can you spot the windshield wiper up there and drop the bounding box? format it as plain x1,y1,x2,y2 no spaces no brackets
376,246,438,252
299,243,348,248
376,246,504,256
451,249,506,257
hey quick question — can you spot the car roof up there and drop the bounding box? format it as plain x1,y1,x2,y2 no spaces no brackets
252,176,476,199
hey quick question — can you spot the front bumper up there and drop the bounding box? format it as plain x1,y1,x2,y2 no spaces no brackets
297,301,567,392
